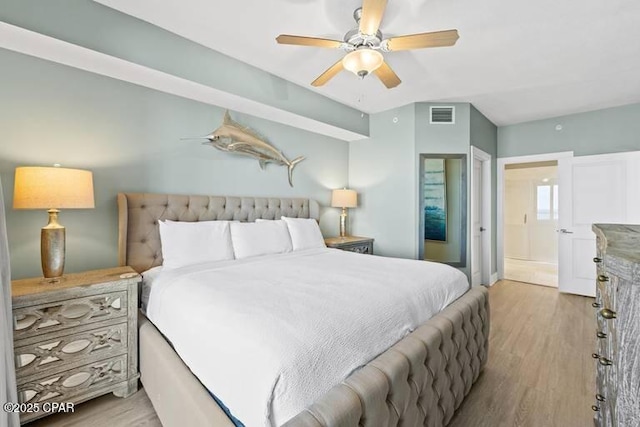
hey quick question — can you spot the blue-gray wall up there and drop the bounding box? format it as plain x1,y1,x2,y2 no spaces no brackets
415,103,474,276
0,0,368,137
415,104,471,154
349,105,417,259
498,102,640,158
350,102,498,280
0,49,349,279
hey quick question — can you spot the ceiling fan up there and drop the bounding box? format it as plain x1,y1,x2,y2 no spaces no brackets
276,0,459,89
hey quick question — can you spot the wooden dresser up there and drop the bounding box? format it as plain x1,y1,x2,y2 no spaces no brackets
324,236,374,254
11,267,141,424
591,224,640,427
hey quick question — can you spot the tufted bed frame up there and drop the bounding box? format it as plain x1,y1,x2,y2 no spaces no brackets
117,192,490,427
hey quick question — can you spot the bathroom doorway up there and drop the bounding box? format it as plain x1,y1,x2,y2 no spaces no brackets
503,161,558,287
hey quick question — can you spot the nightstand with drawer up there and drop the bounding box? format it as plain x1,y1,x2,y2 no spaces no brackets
11,267,141,424
324,236,374,254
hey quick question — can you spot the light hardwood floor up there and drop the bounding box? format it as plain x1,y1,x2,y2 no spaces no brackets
28,280,595,427
504,257,559,288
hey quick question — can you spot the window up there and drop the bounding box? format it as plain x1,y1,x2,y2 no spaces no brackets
537,185,551,219
553,185,559,219
536,184,559,220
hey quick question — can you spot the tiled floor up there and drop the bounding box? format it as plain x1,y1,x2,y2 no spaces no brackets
504,257,558,287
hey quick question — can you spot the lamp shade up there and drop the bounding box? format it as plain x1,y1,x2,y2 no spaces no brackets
342,48,384,76
13,167,95,210
331,189,357,208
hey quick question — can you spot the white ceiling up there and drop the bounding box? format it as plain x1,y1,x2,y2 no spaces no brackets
95,0,640,126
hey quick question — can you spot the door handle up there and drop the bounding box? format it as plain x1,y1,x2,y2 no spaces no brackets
480,227,486,232
559,228,573,234
524,214,527,224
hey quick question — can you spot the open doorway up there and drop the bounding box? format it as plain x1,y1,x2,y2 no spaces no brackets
503,161,558,287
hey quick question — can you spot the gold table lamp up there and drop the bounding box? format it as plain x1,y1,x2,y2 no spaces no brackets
13,166,95,280
331,188,357,238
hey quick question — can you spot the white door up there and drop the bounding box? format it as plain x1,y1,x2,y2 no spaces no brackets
471,158,483,286
558,151,640,296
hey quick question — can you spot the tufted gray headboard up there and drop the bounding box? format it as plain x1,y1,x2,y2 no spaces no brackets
117,193,320,273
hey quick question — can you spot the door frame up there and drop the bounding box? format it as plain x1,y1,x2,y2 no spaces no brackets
470,146,492,286
497,151,573,280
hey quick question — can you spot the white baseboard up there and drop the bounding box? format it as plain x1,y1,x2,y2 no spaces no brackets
489,272,499,286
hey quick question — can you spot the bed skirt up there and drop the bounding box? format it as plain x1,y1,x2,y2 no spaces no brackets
139,286,489,427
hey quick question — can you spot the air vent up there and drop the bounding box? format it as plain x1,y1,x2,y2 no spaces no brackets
430,106,455,124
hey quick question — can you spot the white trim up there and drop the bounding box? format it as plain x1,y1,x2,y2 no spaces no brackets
490,272,499,286
0,22,368,143
496,151,573,280
470,146,492,286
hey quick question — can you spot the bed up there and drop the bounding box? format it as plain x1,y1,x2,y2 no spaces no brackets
117,192,489,427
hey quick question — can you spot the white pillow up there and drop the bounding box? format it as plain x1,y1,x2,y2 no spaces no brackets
158,220,234,269
230,221,293,259
281,217,326,251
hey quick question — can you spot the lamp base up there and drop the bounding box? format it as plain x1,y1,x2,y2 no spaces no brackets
41,209,65,279
339,208,348,238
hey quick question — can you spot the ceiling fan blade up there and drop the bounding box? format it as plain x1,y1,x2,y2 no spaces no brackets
386,29,459,51
276,35,343,49
359,0,388,35
374,61,401,89
311,59,344,87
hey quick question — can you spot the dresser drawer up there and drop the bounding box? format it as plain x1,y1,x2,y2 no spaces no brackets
18,354,128,422
325,237,374,255
338,242,373,254
15,321,128,380
13,291,127,340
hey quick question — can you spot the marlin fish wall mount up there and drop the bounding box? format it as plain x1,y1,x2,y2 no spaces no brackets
182,111,305,187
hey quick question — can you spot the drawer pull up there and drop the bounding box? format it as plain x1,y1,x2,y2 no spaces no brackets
598,275,609,282
600,308,617,320
592,302,601,308
592,405,600,412
593,257,602,263
592,353,613,366
596,331,607,339
596,394,606,402
600,357,613,366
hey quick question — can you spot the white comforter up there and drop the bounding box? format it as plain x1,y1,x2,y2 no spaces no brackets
146,248,469,427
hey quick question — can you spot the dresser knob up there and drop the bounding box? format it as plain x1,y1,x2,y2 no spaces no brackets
596,394,606,402
592,405,600,412
593,257,602,263
600,308,617,320
592,353,613,366
598,275,609,282
596,331,607,339
599,357,613,366
592,302,601,308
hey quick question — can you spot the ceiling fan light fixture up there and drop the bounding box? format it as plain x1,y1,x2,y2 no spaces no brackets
342,48,383,77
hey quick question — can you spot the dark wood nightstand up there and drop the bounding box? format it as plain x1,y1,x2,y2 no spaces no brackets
11,267,141,424
324,236,374,255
